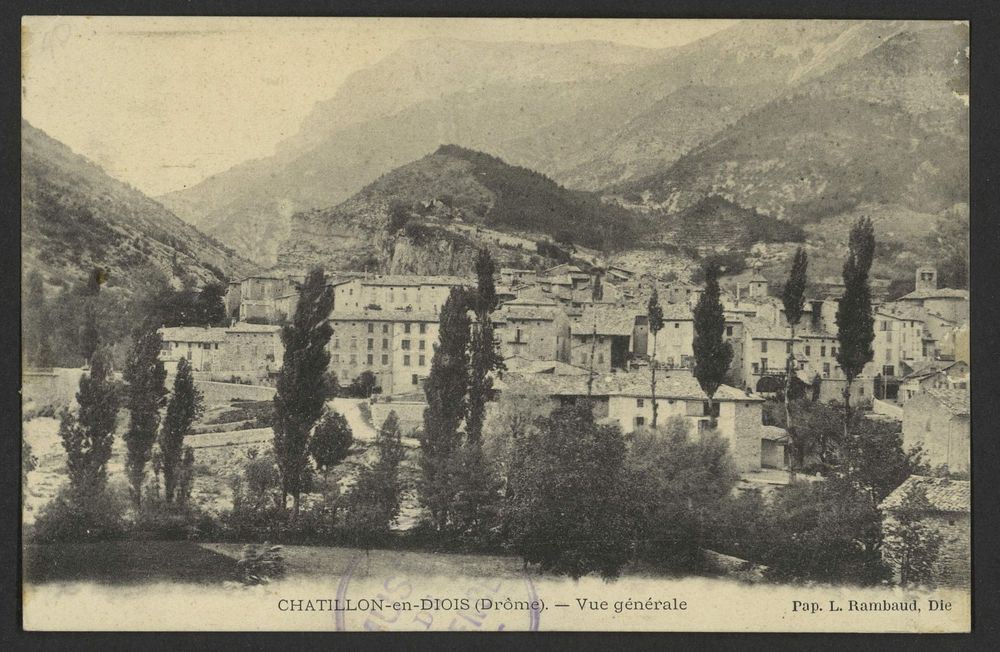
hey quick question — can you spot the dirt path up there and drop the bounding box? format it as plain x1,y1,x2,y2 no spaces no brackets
328,398,376,442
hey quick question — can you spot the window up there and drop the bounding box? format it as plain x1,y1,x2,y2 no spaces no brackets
805,345,811,356
412,374,419,385
404,355,411,366
367,323,374,333
350,337,357,350
186,350,192,361
187,342,192,349
367,354,374,365
761,358,768,370
419,323,426,334
674,323,680,329
597,353,604,364
820,345,826,357
367,338,374,350
761,341,768,353
419,340,426,351
886,331,893,343
381,354,388,365
350,354,357,366
726,326,733,336
404,323,412,334
419,355,425,366
214,343,219,350
382,338,389,349
823,363,830,378
402,339,411,350
382,324,389,334
831,347,837,357
883,365,895,377
886,349,893,362
333,354,341,363
203,343,211,350
635,416,646,428
636,398,645,408
516,328,523,343
786,342,792,353
752,363,759,374
333,338,340,349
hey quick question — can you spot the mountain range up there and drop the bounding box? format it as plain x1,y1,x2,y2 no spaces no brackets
22,121,257,291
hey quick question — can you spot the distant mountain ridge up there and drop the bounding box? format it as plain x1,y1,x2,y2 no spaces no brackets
159,20,968,268
22,121,257,289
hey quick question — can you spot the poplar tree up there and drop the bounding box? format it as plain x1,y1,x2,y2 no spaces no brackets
159,357,203,502
123,328,168,509
647,287,665,427
835,217,875,445
781,247,808,479
273,267,334,516
60,348,119,497
343,411,406,547
692,264,733,417
467,249,504,444
419,287,471,531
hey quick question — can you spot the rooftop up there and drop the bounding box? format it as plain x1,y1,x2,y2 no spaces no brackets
357,275,471,287
880,475,970,513
899,287,969,301
328,309,441,323
226,322,282,334
924,388,970,416
158,326,227,343
572,304,639,336
497,369,761,402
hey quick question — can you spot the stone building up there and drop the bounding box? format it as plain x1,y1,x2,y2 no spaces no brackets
902,388,970,474
570,304,638,372
493,299,571,363
158,326,227,373
880,475,970,588
219,322,284,382
331,275,468,315
226,273,303,324
896,267,969,324
327,309,440,396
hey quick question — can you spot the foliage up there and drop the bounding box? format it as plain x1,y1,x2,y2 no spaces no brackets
448,440,503,549
883,484,944,586
309,410,354,470
273,267,334,514
22,269,53,366
467,249,504,443
627,418,739,572
32,483,130,543
692,264,734,407
160,358,203,502
781,247,809,476
836,217,876,384
122,328,168,509
343,371,377,398
926,205,969,289
691,252,747,282
834,417,927,507
206,400,274,428
647,287,665,427
535,240,572,263
505,402,634,579
22,438,38,487
60,348,120,496
237,543,286,585
419,287,471,531
342,412,406,548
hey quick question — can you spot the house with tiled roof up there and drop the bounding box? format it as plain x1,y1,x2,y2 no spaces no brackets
902,388,970,473
570,304,642,372
332,274,470,315
880,475,970,588
494,369,777,472
896,267,969,323
494,300,571,363
158,326,227,373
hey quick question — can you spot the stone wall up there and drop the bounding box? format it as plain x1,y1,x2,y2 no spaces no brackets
194,380,276,405
883,512,970,589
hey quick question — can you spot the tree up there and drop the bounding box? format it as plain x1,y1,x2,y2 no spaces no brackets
419,287,471,531
123,328,168,509
194,282,228,326
23,270,52,366
309,410,353,470
467,249,504,443
60,348,119,497
343,411,406,548
835,416,925,507
781,247,808,480
627,418,738,571
79,303,100,365
692,264,734,417
883,484,944,586
505,402,634,579
836,217,875,440
647,287,665,427
273,267,334,516
159,357,203,502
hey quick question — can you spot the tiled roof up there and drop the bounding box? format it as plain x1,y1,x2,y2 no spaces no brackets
572,304,639,336
360,275,471,287
159,326,227,343
880,475,970,513
502,358,590,376
899,288,969,301
925,388,970,416
225,322,282,334
496,304,565,322
497,369,760,402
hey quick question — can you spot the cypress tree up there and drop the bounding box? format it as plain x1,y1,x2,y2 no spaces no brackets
419,287,471,531
692,264,734,417
781,247,808,479
273,267,334,516
647,287,665,427
835,217,876,449
123,328,168,510
159,357,203,502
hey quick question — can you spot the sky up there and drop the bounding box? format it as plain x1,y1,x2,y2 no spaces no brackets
21,17,735,197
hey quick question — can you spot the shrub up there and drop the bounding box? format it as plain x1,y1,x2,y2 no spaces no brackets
237,543,286,585
31,484,129,543
309,411,353,470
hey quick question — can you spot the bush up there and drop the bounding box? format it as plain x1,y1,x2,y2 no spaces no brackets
310,411,353,470
237,543,286,585
133,501,218,541
31,484,129,543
